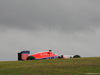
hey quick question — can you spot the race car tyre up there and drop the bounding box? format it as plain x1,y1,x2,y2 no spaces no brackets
27,56,35,60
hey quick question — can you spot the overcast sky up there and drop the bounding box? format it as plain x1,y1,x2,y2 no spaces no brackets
0,0,100,61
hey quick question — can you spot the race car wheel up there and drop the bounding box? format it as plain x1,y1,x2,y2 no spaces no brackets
27,56,35,60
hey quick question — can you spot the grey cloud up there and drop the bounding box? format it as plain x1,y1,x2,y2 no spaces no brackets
0,0,100,61
0,0,100,32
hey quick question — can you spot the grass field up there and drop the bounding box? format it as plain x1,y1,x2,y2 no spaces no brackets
0,57,100,75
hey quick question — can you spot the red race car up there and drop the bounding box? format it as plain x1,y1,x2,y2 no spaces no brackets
18,50,62,60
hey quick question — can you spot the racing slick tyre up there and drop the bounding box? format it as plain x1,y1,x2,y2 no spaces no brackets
27,56,35,60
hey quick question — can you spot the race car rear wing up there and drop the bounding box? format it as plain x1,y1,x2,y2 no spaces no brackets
18,51,30,60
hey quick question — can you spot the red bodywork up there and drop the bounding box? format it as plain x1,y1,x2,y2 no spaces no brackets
31,51,58,59
21,54,29,60
19,50,60,60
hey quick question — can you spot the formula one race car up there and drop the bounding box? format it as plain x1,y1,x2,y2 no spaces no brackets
18,50,63,60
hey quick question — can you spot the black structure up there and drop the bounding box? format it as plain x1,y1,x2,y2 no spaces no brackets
61,55,63,58
18,51,30,61
49,50,52,52
18,52,22,60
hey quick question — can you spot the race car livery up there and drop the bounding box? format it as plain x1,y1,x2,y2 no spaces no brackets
18,50,61,60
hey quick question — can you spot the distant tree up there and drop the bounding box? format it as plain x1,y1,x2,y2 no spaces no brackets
73,55,81,58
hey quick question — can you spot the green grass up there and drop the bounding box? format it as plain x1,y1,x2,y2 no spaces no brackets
0,57,100,75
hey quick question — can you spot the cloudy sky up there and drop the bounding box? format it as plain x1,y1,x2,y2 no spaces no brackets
0,0,100,61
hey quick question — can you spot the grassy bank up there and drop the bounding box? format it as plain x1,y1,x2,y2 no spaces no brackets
0,57,100,75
